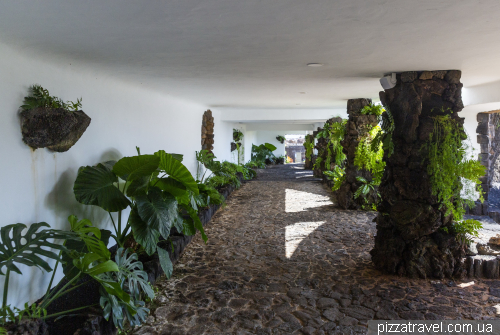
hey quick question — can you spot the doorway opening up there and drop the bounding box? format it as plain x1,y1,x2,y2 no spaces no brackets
285,135,305,163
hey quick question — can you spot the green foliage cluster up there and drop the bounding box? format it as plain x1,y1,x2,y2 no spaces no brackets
233,129,244,164
0,217,150,330
196,150,256,190
251,143,277,166
276,135,285,144
360,103,385,116
354,125,385,184
304,136,314,160
353,176,380,210
323,166,345,191
423,113,486,223
21,85,82,112
371,107,395,158
441,219,483,245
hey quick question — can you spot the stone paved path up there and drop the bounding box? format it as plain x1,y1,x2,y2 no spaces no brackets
132,164,500,335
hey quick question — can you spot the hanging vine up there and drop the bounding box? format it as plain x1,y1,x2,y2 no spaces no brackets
422,111,486,244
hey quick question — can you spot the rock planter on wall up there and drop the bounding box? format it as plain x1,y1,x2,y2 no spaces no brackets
21,107,91,152
201,110,215,153
370,70,467,279
337,99,378,210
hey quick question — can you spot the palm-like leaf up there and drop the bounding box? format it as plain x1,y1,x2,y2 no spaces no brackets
135,187,177,239
74,163,130,212
0,223,73,275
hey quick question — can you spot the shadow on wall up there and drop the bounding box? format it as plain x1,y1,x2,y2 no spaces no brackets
45,148,124,230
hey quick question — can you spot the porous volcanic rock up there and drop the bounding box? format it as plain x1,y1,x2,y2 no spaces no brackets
337,98,379,210
20,107,91,152
371,70,467,279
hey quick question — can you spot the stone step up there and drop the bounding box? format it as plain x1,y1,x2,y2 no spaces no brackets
465,255,499,279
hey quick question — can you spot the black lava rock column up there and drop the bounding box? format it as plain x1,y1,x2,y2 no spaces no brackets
370,70,467,279
337,98,379,210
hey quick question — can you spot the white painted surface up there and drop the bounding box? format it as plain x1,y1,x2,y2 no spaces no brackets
2,1,500,108
0,42,233,307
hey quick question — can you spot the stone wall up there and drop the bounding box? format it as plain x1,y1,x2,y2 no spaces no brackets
371,70,467,279
477,112,500,192
201,110,214,153
337,99,379,210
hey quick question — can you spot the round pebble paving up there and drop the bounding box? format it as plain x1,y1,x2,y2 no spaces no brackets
130,164,500,335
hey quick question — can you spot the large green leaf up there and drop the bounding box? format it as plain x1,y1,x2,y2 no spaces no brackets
135,188,177,239
264,143,277,151
112,155,160,181
126,176,149,197
157,247,173,279
155,150,199,195
0,223,72,275
129,208,160,255
181,204,207,243
155,177,187,197
74,163,130,212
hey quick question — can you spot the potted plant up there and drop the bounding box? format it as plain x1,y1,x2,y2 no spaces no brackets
20,85,91,152
276,135,285,144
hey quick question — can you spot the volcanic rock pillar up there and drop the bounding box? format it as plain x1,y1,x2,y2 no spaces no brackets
337,99,379,210
370,70,466,279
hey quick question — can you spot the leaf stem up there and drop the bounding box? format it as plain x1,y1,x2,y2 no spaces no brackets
44,303,100,320
2,269,10,323
40,271,81,310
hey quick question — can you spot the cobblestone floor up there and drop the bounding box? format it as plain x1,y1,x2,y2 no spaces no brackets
132,164,500,335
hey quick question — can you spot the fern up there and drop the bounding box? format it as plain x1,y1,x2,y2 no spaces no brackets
354,125,385,179
371,107,395,157
360,103,385,116
423,113,486,221
21,85,82,112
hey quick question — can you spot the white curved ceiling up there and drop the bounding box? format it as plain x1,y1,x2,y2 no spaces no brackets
2,0,500,109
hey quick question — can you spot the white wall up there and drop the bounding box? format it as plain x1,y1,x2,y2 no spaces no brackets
0,42,233,307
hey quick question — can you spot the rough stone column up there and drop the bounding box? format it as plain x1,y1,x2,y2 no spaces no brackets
201,110,215,153
304,134,314,169
337,99,379,210
370,70,467,279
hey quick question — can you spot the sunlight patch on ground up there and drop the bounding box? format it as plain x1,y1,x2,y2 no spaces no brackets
285,221,325,258
285,188,333,213
457,281,474,288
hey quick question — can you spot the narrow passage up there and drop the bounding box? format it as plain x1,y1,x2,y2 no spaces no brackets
134,164,498,335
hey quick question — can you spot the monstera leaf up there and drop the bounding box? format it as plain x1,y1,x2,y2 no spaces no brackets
0,222,73,275
114,248,154,299
112,155,160,181
74,163,130,212
155,150,198,195
100,287,148,329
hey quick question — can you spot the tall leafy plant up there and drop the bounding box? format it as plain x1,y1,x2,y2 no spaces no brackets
73,148,206,278
251,143,277,164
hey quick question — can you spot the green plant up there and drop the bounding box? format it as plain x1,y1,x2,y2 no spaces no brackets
245,160,265,169
251,143,276,165
422,113,486,221
0,219,135,328
276,135,285,144
74,148,205,279
0,222,74,324
324,120,347,169
324,166,345,191
371,107,395,158
353,125,385,184
360,103,385,116
353,176,381,210
233,129,244,165
441,219,483,245
21,85,82,112
304,139,314,161
98,248,153,329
